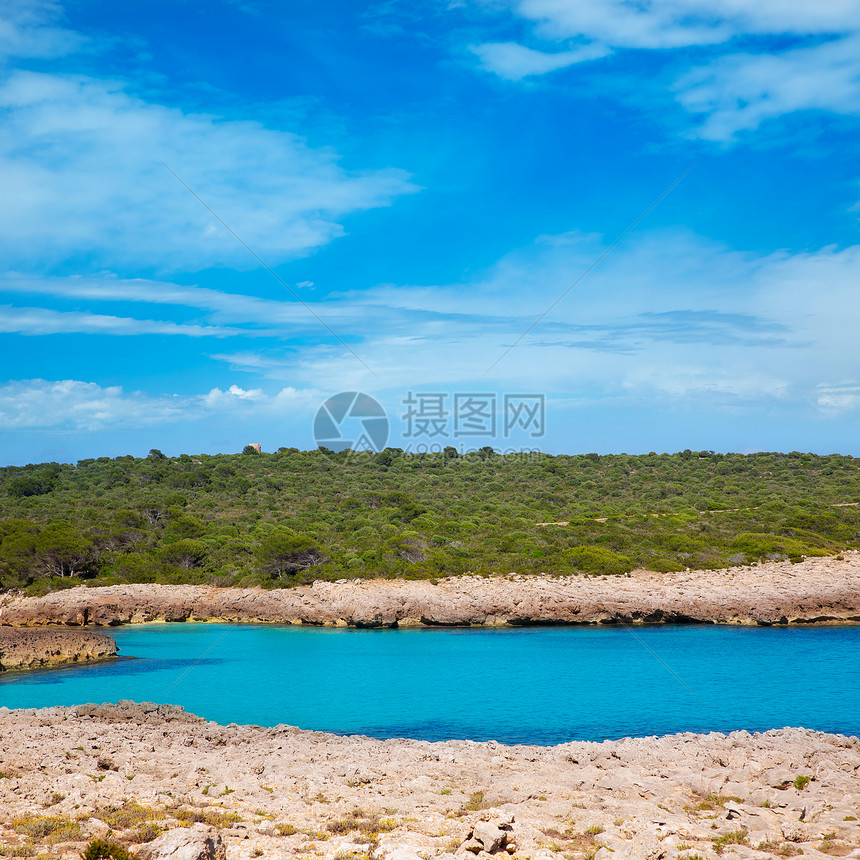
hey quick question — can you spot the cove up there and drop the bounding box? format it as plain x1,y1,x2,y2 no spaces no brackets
1,623,858,745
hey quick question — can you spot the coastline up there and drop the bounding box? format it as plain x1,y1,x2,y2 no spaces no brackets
0,702,858,860
2,553,860,629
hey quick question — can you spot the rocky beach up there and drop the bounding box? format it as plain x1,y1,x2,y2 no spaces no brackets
0,702,858,860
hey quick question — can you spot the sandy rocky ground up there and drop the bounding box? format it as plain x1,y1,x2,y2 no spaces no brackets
0,703,858,860
1,555,859,859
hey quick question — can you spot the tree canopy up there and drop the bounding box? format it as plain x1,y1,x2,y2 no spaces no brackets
1,447,860,594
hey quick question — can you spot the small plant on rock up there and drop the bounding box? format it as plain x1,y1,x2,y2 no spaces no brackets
713,829,748,854
12,814,82,844
99,801,164,832
81,839,132,860
461,791,493,813
0,845,36,857
174,807,241,828
757,840,803,857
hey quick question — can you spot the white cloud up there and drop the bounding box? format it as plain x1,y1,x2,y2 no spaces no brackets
0,379,324,430
0,380,185,430
201,385,266,408
0,304,245,336
195,231,860,417
464,0,860,137
480,0,860,50
8,233,860,418
677,35,860,139
0,70,418,270
0,0,83,61
5,235,860,433
0,273,391,333
469,41,610,80
816,382,860,412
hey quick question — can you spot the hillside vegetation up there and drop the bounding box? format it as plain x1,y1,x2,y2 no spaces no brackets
2,447,860,594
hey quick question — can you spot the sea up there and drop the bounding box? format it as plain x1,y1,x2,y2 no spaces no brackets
1,623,858,745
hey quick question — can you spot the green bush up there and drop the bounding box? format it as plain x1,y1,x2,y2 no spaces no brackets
563,546,633,575
81,839,132,860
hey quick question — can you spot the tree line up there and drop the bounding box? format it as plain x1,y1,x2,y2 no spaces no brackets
1,447,859,594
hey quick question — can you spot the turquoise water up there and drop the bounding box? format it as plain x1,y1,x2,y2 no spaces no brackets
1,624,858,745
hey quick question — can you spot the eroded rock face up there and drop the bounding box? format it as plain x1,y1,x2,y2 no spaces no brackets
0,626,117,671
2,552,860,628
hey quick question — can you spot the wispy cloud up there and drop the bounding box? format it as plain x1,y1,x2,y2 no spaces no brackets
816,382,860,413
4,232,859,435
677,34,860,140
469,41,610,80
7,232,859,415
0,305,247,337
0,274,314,327
0,0,84,61
204,232,860,413
0,69,418,271
464,0,860,139
476,0,860,50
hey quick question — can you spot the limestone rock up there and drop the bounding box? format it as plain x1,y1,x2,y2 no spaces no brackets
136,825,226,860
373,844,425,860
461,817,515,854
2,552,860,629
0,626,117,671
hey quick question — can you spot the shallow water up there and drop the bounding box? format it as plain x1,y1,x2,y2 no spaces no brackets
1,623,858,745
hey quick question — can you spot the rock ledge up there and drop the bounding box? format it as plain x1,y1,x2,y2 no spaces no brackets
2,553,860,629
0,626,117,672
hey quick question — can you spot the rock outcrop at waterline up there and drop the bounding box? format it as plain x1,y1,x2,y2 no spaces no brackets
0,626,117,671
2,553,860,629
0,702,858,859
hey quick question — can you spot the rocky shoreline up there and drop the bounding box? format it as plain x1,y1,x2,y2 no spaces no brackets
0,626,117,672
0,702,858,860
2,553,860,629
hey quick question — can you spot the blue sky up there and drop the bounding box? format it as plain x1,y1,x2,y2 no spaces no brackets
2,0,860,464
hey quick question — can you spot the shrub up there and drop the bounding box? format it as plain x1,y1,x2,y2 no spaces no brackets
12,814,82,843
563,546,633,576
81,839,132,860
713,830,748,854
174,808,241,828
0,845,36,857
99,801,163,831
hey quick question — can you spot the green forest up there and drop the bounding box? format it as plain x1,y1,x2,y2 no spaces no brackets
1,446,860,594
